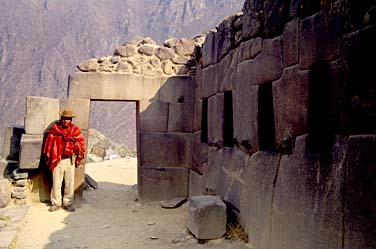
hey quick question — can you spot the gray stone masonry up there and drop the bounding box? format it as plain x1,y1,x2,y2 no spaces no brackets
188,195,226,240
24,96,59,135
19,134,43,170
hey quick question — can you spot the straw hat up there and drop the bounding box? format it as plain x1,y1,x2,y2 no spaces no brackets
59,107,76,118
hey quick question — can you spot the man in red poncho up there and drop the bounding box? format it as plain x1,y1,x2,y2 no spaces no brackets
43,107,86,212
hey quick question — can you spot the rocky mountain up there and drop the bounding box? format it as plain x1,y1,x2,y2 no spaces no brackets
0,0,243,151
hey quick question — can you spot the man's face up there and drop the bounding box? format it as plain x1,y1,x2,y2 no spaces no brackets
60,117,72,128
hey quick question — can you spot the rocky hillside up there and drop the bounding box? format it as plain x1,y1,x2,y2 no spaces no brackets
0,0,243,152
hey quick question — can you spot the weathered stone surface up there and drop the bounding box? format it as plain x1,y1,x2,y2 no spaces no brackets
263,0,289,38
24,96,59,135
114,44,137,57
0,178,11,208
202,148,223,195
174,65,190,75
174,38,196,56
273,65,309,147
343,135,376,249
216,16,234,61
0,160,6,178
208,94,224,145
77,59,99,72
189,170,204,197
168,102,194,132
19,134,43,169
221,148,248,210
283,18,299,67
2,125,24,161
270,135,345,249
202,31,217,68
140,132,192,168
60,98,90,131
252,36,284,85
191,131,208,174
299,12,343,70
193,88,202,132
242,0,263,40
154,47,175,60
240,151,280,249
188,195,226,240
69,72,162,101
201,65,218,98
241,37,262,61
159,76,195,103
139,100,169,132
218,51,235,92
140,63,162,77
233,77,259,154
138,45,155,56
115,61,132,73
138,166,188,201
161,60,174,75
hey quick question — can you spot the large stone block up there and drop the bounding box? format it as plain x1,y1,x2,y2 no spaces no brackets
201,65,219,98
138,166,188,201
69,72,162,101
273,65,309,147
208,93,224,145
202,147,223,195
159,76,195,103
0,178,11,208
218,50,236,92
240,151,280,249
168,102,194,132
202,31,217,68
241,37,262,61
343,135,376,249
283,18,299,67
270,135,345,249
188,195,226,240
233,83,259,154
242,0,263,40
193,88,202,132
19,134,44,169
191,131,208,174
216,16,234,61
251,36,284,85
221,148,248,210
139,100,168,132
2,125,25,161
189,170,204,197
299,12,343,70
60,98,90,131
140,132,192,168
24,96,59,135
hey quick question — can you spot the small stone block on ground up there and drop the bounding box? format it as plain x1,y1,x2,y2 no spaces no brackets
188,195,226,240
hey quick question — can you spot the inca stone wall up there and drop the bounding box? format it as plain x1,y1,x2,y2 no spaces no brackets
191,0,376,249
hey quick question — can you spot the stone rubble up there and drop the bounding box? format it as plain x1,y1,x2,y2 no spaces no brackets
77,36,205,77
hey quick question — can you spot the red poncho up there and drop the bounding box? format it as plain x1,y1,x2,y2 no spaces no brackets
43,122,86,171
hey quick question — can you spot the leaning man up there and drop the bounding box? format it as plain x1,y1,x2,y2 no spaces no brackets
43,107,86,212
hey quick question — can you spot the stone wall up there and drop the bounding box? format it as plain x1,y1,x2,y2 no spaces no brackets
190,0,376,248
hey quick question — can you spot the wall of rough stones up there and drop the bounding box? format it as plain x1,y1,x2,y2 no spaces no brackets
190,0,376,248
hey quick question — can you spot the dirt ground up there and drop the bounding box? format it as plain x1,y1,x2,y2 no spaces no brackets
14,157,250,249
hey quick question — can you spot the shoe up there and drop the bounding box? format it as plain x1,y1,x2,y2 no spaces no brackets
63,204,75,212
48,205,60,212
